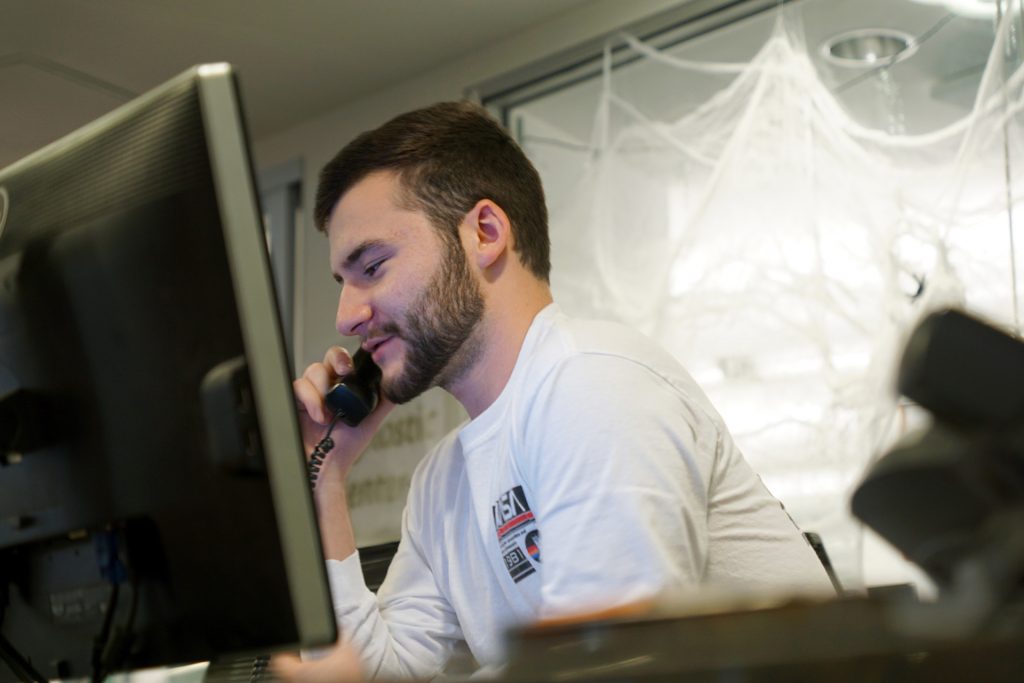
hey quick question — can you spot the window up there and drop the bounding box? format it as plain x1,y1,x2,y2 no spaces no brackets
259,159,302,369
479,0,1024,593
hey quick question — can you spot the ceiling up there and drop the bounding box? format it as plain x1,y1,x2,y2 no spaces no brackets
0,0,595,169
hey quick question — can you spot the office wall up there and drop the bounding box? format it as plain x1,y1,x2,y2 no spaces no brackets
251,0,687,545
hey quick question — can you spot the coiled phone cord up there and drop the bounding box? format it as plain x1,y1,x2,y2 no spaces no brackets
307,411,344,489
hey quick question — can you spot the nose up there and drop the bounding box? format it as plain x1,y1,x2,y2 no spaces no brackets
335,285,372,338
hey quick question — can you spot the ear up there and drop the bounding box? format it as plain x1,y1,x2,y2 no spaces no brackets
462,199,511,271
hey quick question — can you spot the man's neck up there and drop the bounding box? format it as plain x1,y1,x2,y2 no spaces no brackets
445,284,553,419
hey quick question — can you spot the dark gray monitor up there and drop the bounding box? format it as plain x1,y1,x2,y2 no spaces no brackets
0,64,335,681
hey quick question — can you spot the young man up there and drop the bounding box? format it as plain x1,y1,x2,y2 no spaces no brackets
291,101,833,680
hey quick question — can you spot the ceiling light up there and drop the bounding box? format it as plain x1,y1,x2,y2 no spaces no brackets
820,29,919,68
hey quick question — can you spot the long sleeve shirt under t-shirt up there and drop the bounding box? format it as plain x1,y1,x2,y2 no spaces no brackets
325,303,834,679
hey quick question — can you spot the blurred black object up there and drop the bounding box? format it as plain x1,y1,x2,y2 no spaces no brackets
852,308,1024,628
897,307,1024,427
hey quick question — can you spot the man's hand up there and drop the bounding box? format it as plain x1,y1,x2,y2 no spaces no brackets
293,345,394,481
271,642,364,683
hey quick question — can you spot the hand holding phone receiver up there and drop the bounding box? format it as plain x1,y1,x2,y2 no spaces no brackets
325,348,382,427
308,348,382,489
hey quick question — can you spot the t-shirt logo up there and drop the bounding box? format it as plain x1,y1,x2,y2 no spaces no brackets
492,485,539,583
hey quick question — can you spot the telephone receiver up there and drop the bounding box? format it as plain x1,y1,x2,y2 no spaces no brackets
324,348,382,427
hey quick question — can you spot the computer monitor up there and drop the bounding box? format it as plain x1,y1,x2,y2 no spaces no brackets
0,64,335,681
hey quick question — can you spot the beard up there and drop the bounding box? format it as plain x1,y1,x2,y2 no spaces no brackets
378,236,485,404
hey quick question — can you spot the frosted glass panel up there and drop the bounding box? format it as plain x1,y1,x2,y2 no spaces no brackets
508,0,1024,593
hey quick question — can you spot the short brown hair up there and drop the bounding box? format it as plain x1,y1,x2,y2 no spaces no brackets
314,101,551,282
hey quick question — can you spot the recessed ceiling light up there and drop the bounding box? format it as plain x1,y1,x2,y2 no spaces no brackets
820,28,919,68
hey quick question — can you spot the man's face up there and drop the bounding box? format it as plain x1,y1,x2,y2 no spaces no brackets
327,171,484,404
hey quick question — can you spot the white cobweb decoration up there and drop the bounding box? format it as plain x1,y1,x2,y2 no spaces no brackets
522,7,1024,590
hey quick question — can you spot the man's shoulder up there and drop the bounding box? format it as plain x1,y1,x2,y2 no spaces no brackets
531,310,682,388
408,423,466,492
524,309,728,435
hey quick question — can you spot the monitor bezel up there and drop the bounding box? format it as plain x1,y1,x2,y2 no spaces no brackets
194,62,336,649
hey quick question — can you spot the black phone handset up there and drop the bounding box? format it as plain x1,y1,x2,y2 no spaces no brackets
324,348,382,426
308,348,382,488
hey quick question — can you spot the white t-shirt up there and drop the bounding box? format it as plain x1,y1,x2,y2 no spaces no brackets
326,304,833,679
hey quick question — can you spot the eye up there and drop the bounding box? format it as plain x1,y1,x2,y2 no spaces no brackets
364,259,385,278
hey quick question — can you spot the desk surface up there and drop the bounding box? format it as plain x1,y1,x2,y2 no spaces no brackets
502,597,1024,682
